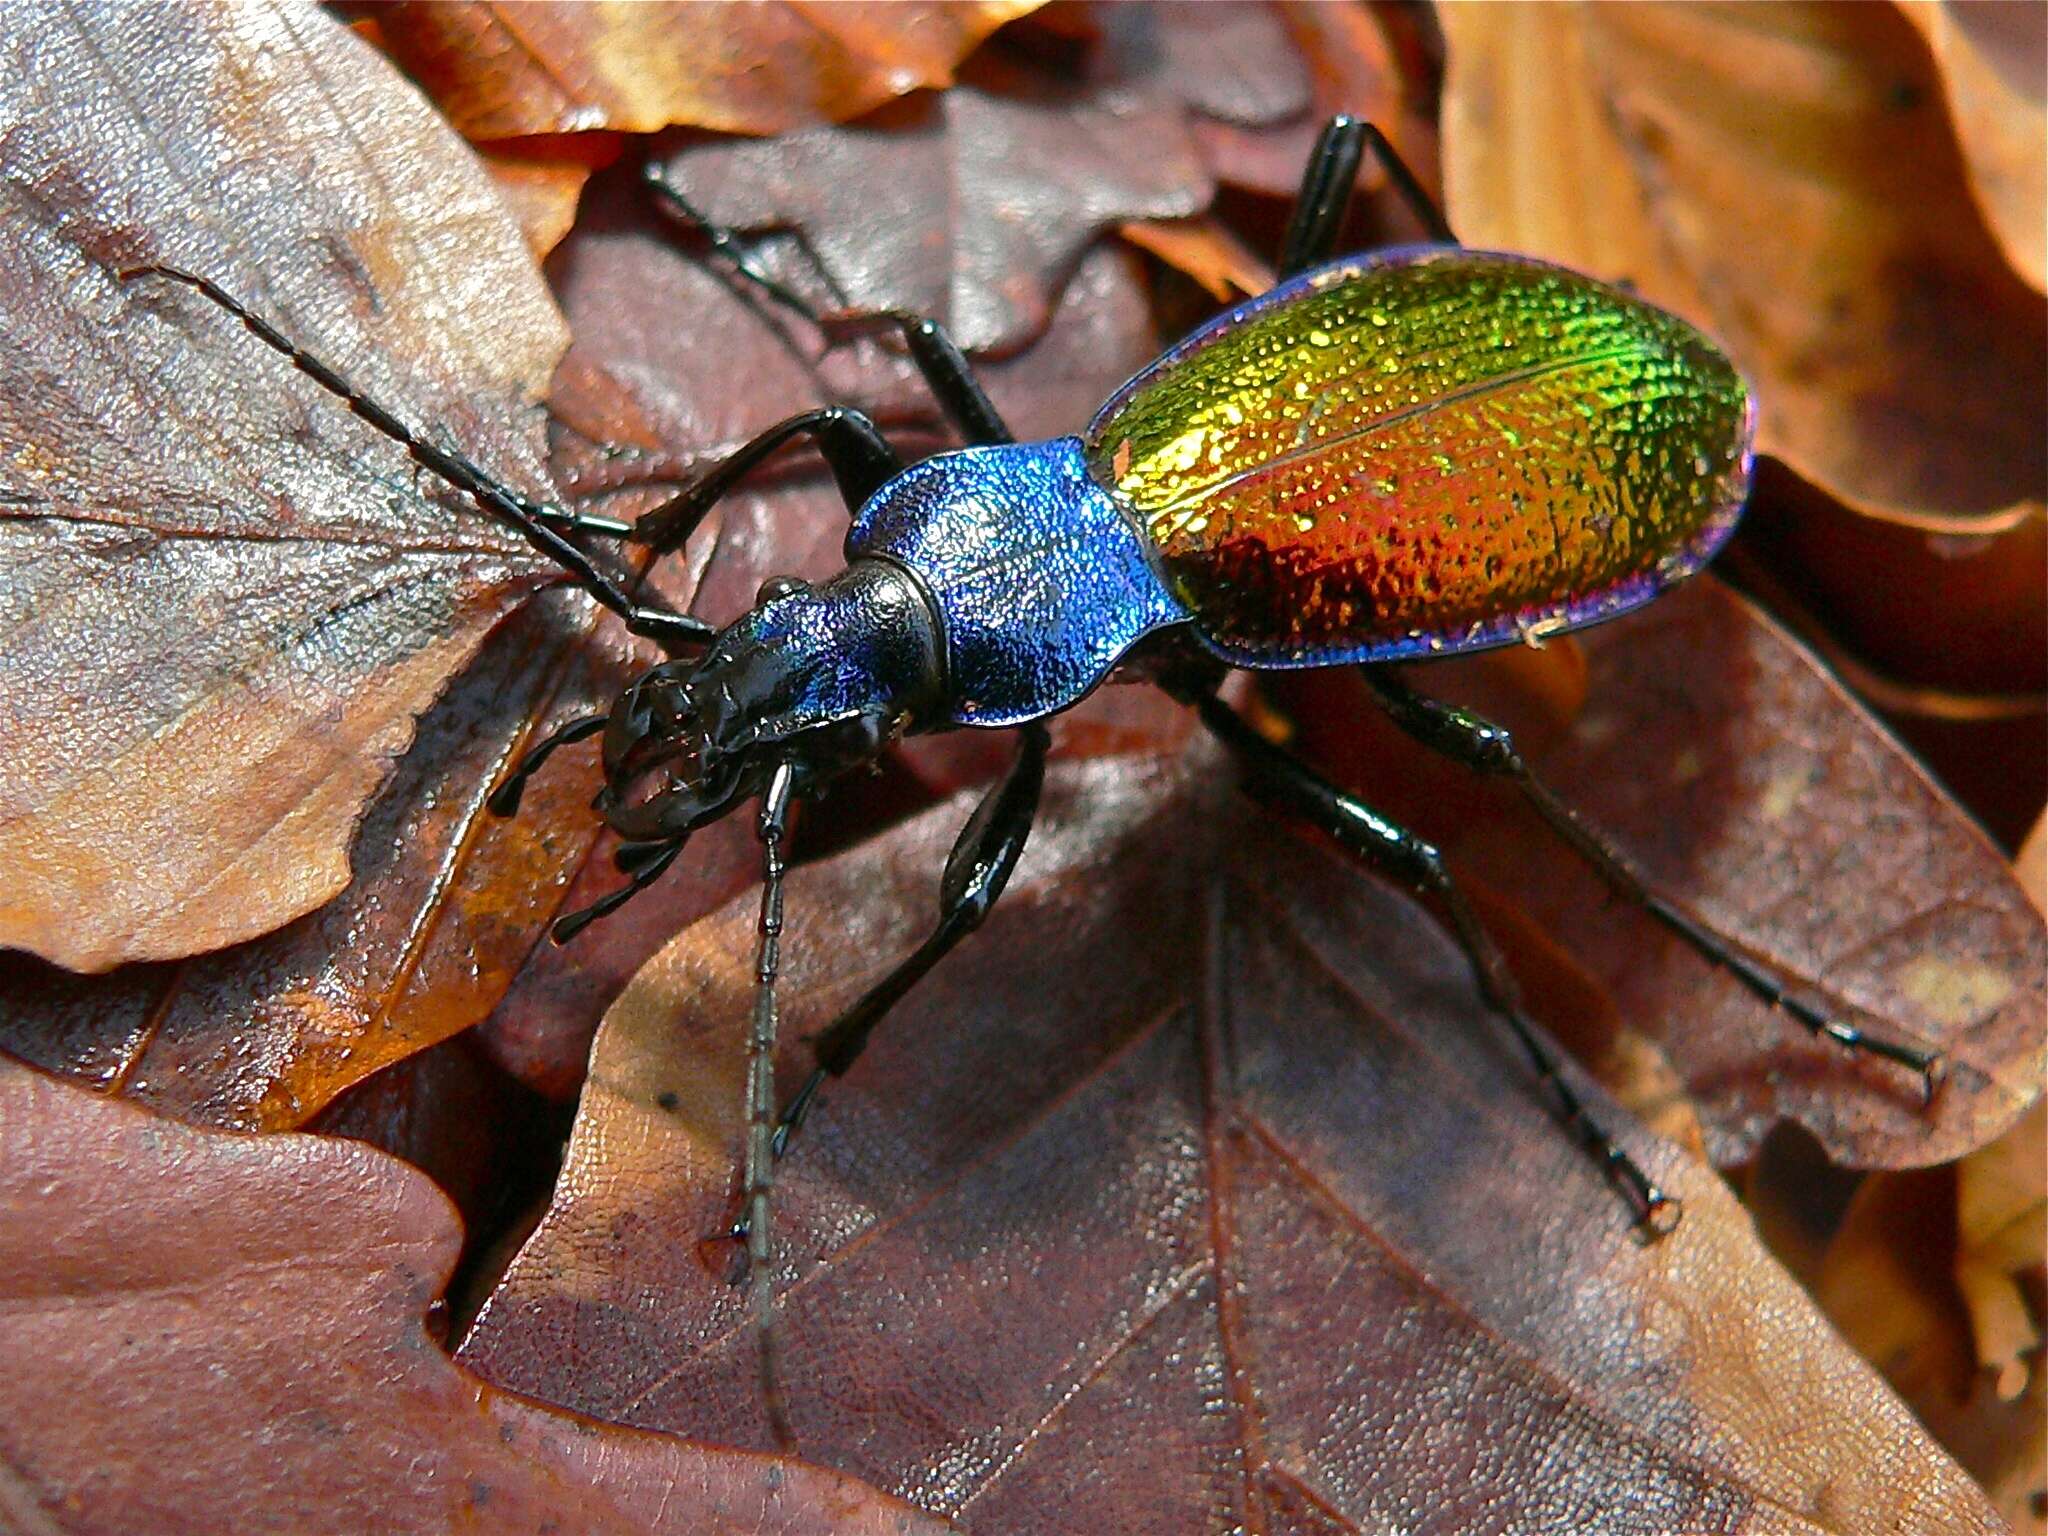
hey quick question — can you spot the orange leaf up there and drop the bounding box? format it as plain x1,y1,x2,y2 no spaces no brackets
1441,1,2045,526
373,1,1041,138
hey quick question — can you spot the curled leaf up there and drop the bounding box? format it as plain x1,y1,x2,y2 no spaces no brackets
1900,0,2046,291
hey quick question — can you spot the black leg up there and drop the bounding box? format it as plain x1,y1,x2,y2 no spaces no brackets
644,166,1012,447
1279,115,1457,278
120,265,713,652
767,722,1051,1160
487,713,608,818
548,836,685,944
1358,667,1947,1100
1198,692,1681,1236
630,407,903,553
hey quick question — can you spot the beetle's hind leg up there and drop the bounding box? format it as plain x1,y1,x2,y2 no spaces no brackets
1357,667,1946,1101
643,166,1013,447
1199,691,1682,1237
1280,115,1456,277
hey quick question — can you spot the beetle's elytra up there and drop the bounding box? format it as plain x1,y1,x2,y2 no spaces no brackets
122,117,1937,1448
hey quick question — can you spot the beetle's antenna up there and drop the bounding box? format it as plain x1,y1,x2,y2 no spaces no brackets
744,761,800,1449
117,265,711,650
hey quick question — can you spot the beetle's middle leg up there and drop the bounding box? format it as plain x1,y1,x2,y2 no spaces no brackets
1279,115,1457,277
644,166,1013,448
754,722,1051,1178
1357,665,1946,1099
1197,689,1682,1237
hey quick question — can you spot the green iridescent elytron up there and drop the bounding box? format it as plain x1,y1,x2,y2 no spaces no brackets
1086,250,1754,663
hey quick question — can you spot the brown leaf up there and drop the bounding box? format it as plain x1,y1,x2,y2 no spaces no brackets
1441,0,2046,525
1813,1163,2045,1535
0,0,571,973
460,746,2001,1532
372,0,1039,138
479,133,627,261
1289,576,2046,1170
0,1058,948,1535
1900,0,2047,291
651,70,1210,356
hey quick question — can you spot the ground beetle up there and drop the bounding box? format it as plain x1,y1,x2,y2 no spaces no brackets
123,118,1945,1445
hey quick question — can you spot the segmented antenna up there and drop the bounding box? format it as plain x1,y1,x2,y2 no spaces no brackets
115,265,711,649
745,761,800,1448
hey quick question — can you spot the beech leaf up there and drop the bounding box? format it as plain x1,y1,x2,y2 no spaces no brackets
0,0,564,970
1440,0,2046,525
1291,577,2047,1170
0,1058,948,1535
460,747,2003,1532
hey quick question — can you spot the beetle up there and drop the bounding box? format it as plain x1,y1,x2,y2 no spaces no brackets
122,117,1943,1445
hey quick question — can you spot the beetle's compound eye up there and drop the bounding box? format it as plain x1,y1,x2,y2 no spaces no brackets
756,575,808,606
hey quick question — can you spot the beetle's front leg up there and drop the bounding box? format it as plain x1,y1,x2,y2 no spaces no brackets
766,722,1052,1164
629,406,904,554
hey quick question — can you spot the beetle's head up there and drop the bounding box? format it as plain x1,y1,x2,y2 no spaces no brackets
594,559,944,843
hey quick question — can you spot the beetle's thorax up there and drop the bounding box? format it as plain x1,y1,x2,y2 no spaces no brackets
596,558,942,841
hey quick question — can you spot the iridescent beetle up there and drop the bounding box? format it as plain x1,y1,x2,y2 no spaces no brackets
124,118,1943,1444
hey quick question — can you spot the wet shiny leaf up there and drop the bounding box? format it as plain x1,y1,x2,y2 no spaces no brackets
0,0,562,971
459,747,2002,1532
0,1058,948,1535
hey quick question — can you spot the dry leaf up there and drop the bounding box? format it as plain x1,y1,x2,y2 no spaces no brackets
460,747,2002,1532
1441,0,2046,525
1900,0,2047,291
0,0,564,971
1289,576,2046,1170
1815,1163,2045,1535
372,0,1039,138
0,1058,947,1535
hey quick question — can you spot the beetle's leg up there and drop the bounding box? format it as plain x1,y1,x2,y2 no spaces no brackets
120,266,712,653
1280,115,1456,277
644,168,1013,447
1199,691,1682,1237
631,407,903,553
760,722,1051,1167
548,835,686,945
1357,667,1948,1101
487,712,609,818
